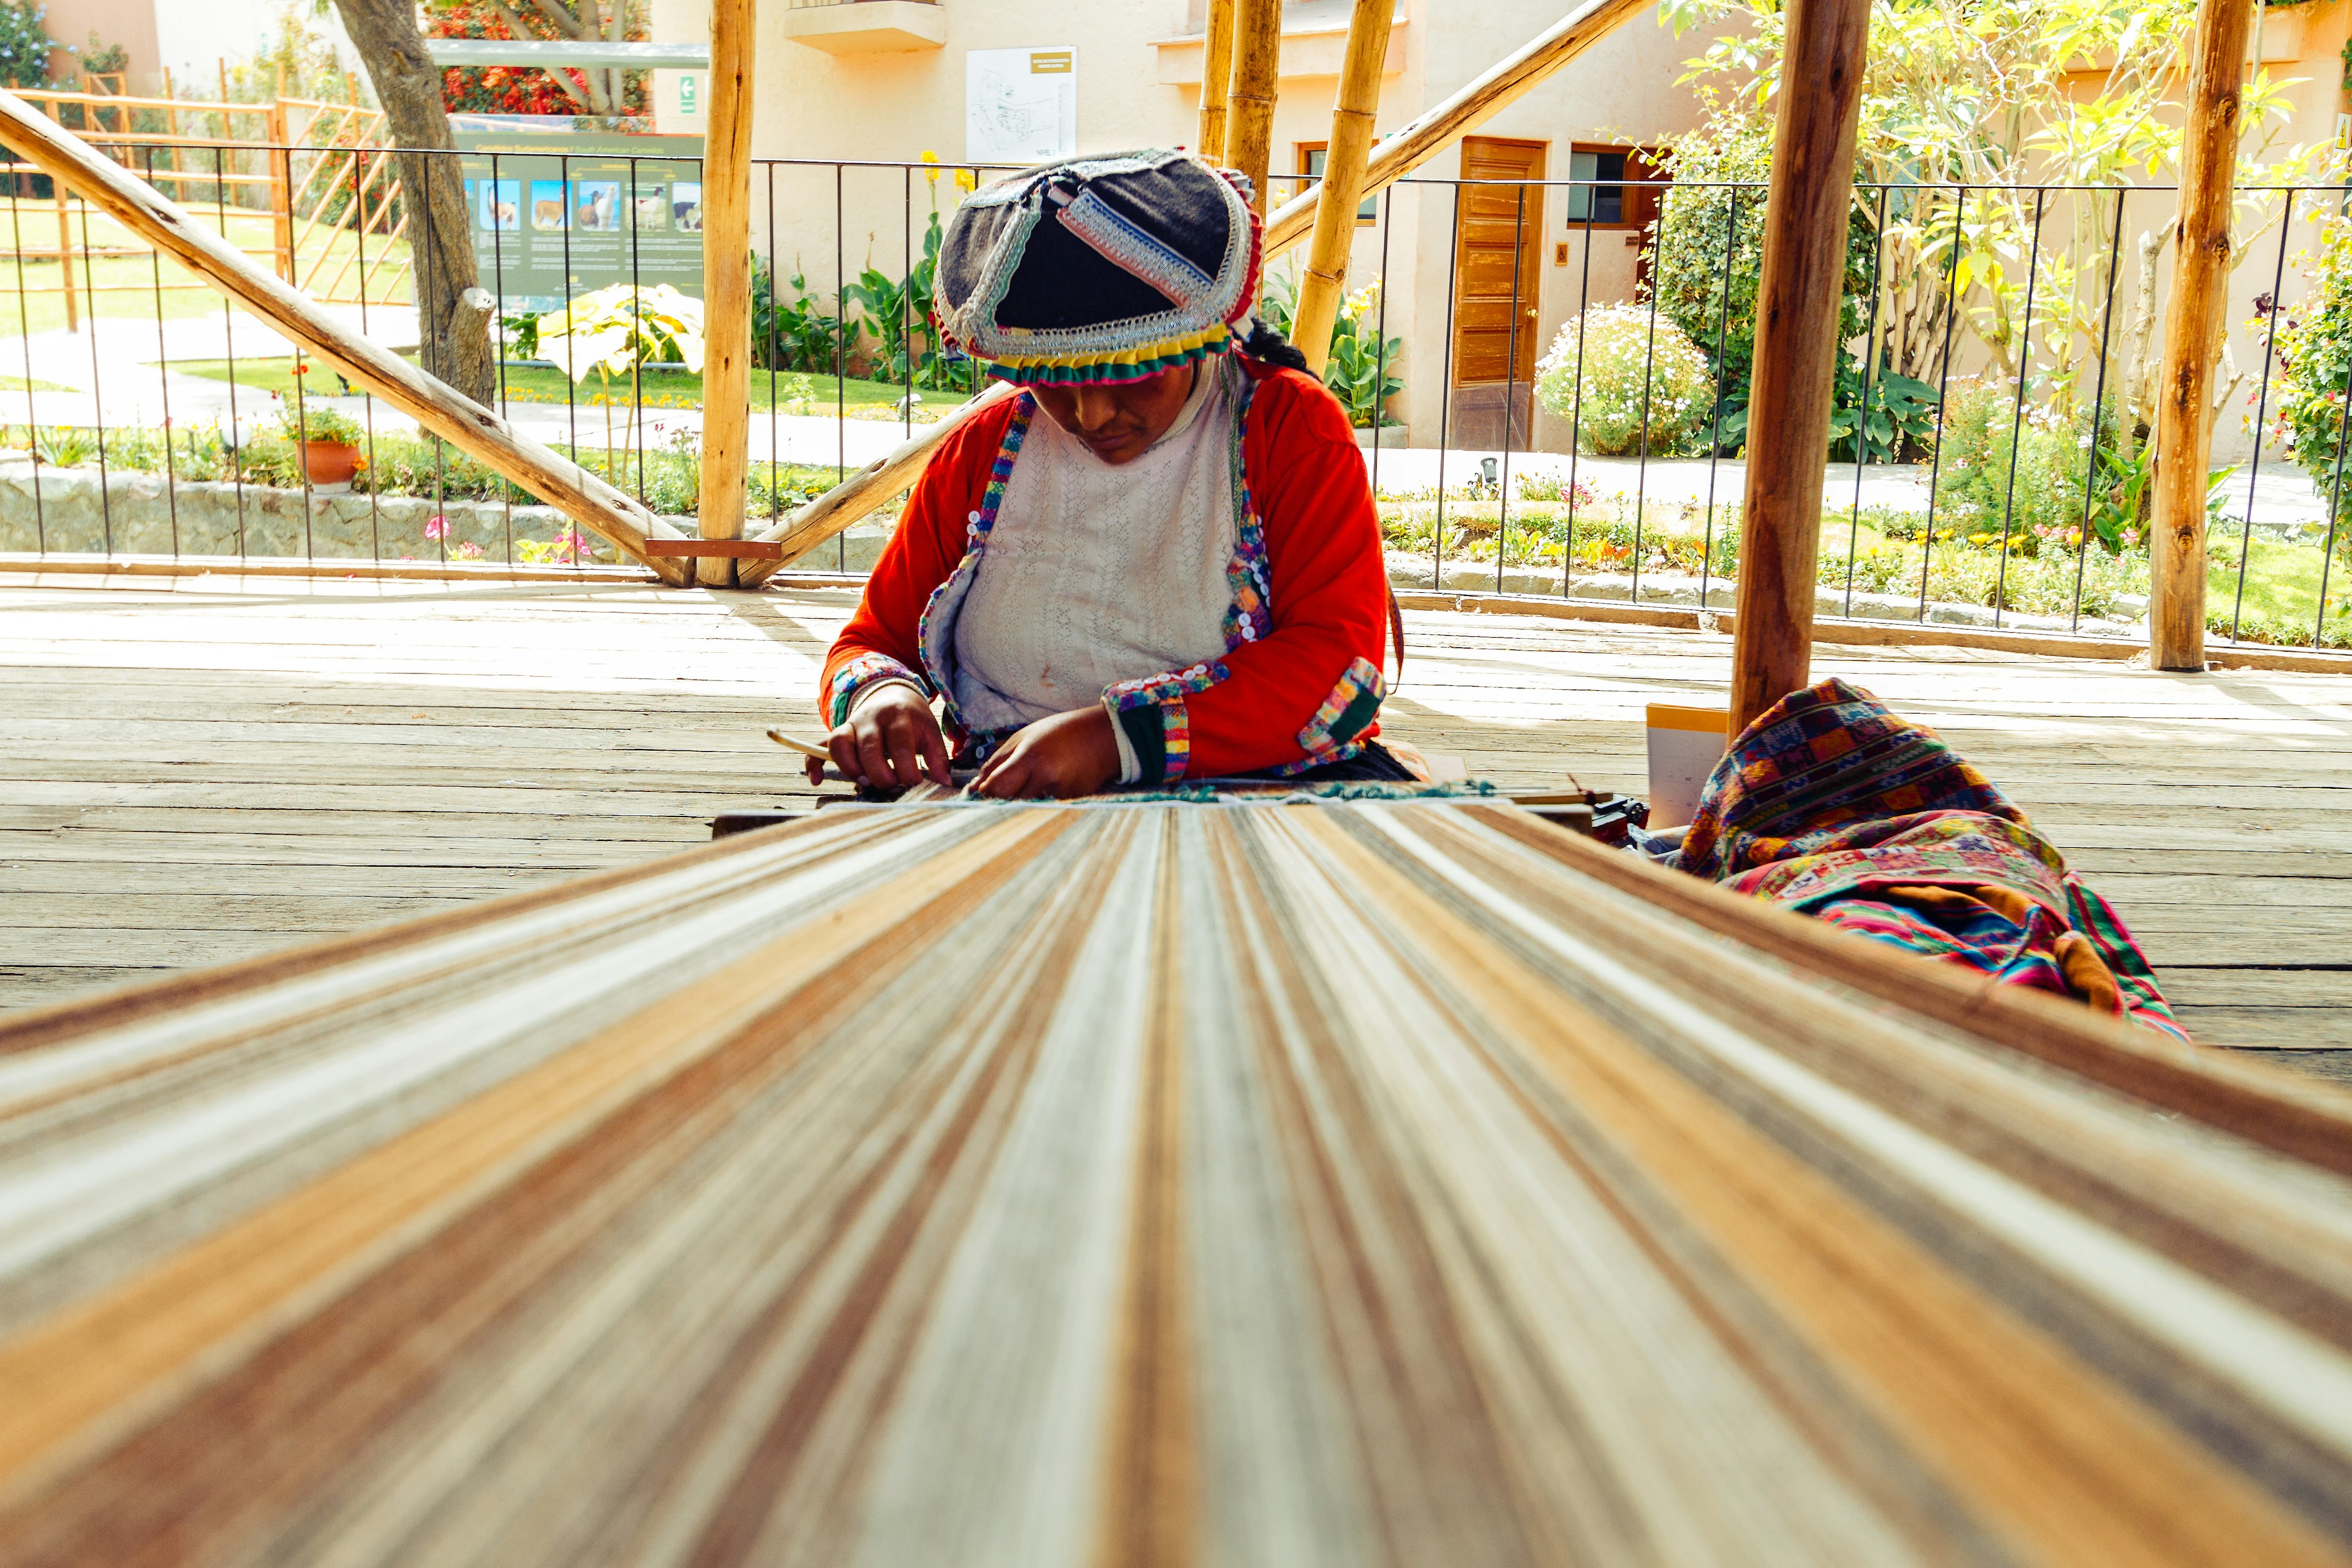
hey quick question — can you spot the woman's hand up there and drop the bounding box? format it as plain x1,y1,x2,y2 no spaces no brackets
973,706,1121,799
809,684,952,789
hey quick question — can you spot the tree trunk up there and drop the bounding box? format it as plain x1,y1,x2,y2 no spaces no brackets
332,0,495,407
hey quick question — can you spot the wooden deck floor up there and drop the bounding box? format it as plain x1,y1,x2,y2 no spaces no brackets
3,573,2348,1077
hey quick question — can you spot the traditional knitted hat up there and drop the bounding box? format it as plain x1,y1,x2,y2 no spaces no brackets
932,149,1262,385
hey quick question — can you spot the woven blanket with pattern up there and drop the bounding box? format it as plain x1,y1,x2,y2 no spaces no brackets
1674,677,2188,1042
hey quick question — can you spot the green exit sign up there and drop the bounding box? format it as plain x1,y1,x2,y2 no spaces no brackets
678,73,698,115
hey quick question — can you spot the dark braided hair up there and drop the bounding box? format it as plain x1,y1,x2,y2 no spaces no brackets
1238,317,1310,371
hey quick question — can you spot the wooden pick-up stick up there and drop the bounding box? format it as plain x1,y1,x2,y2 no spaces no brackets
741,0,1648,588
0,90,693,586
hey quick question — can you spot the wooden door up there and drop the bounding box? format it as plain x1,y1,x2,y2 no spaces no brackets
1450,137,1545,448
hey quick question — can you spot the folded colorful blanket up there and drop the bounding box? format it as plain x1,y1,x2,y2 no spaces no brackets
1673,677,2187,1043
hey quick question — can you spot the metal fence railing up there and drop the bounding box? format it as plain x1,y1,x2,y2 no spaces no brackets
0,138,2346,651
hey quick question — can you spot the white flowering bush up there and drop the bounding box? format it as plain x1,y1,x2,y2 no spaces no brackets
1534,306,1715,457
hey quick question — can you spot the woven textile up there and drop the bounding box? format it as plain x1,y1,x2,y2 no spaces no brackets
1677,677,2185,1040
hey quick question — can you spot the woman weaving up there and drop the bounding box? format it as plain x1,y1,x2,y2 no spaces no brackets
809,150,1403,799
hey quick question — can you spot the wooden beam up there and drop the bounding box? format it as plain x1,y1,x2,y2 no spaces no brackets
1726,0,1871,737
1197,0,1235,162
2149,0,2255,672
694,0,756,590
1290,0,1392,379
0,91,692,584
741,0,1649,586
1226,0,1281,214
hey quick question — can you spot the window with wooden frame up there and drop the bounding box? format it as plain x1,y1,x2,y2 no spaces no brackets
1563,143,1665,230
1292,141,1380,225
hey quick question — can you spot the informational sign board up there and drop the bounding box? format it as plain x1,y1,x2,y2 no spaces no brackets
454,130,705,315
965,48,1076,167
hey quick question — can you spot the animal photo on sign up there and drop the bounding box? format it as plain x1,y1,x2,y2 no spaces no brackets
531,180,566,230
574,181,620,232
631,190,667,230
672,181,703,230
473,178,519,232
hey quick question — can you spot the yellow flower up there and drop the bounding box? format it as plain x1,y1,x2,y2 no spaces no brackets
954,167,978,194
920,149,940,185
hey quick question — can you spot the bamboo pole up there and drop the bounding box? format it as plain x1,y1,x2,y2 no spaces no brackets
1226,0,1282,214
1197,0,1237,161
0,91,692,583
1725,0,1871,737
2149,0,2255,671
695,0,756,589
739,0,1649,588
1290,0,1393,377
265,97,294,284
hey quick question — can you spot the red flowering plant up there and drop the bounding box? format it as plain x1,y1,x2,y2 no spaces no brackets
428,0,649,118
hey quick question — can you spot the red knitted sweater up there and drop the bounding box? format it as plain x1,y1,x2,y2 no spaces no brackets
817,359,1390,781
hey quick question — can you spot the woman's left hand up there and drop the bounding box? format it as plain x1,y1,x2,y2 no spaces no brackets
973,706,1122,799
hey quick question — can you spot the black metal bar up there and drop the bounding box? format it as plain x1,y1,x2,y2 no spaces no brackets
1434,182,1461,593
491,150,510,566
214,143,244,562
2318,327,2352,647
2071,187,2128,634
1630,186,1666,606
75,194,111,558
1843,184,1889,617
1494,183,1526,595
903,164,914,440
422,149,445,563
769,160,781,526
1991,187,2046,628
560,151,577,543
2231,189,2295,643
1917,186,1967,622
8,175,42,554
1564,179,1596,600
1371,185,1390,508
836,161,846,573
631,154,647,505
351,137,379,562
1698,187,1738,615
145,146,178,559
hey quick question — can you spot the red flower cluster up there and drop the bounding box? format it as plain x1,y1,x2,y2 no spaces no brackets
431,1,649,117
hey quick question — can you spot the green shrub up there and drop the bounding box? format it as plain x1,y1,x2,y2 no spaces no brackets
1533,306,1715,457
2267,213,2352,564
1931,379,2153,556
1257,271,1406,428
0,2,55,89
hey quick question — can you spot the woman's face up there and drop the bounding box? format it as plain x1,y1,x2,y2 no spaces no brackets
1028,363,1199,465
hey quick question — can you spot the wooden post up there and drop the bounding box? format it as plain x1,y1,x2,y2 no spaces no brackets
1197,0,1236,162
0,89,693,583
2149,0,2255,671
1725,0,1871,738
1290,0,1392,377
695,0,756,589
735,0,1651,587
1226,0,1281,213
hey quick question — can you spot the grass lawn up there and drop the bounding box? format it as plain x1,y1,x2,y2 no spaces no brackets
170,355,970,419
0,203,410,336
2207,533,2348,641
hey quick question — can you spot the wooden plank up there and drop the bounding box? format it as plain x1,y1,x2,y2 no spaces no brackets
0,92,693,586
2148,0,2256,669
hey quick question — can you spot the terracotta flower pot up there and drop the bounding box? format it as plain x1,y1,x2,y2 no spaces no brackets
299,438,360,487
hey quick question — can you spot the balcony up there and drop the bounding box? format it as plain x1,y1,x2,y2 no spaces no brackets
1155,1,1406,85
778,0,948,55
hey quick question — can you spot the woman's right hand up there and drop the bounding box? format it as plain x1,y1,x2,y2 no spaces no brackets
809,684,952,789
